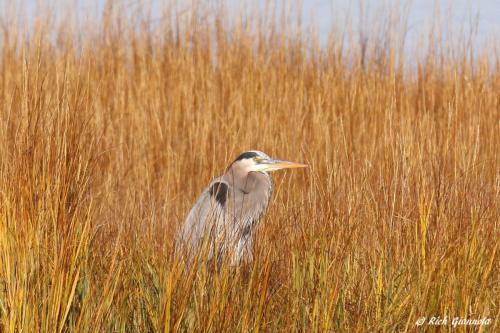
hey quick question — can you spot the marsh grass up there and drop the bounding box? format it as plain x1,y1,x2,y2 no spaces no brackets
0,1,498,332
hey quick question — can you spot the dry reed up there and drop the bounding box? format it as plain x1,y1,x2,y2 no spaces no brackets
0,1,498,332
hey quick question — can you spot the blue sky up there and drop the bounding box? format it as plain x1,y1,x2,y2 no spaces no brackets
8,0,500,50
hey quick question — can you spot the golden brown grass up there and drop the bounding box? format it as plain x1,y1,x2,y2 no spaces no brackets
0,2,499,332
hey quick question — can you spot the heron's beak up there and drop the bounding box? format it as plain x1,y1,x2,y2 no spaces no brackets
257,159,308,172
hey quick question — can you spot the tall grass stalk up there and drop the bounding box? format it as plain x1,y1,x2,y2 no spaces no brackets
0,1,498,332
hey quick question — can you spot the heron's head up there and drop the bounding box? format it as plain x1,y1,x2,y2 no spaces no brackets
231,150,307,174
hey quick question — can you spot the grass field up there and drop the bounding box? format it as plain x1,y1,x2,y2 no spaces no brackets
0,2,499,332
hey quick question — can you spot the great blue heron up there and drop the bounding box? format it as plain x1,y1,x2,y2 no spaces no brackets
177,150,307,266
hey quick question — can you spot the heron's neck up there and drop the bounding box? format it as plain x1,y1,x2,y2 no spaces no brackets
226,167,271,193
245,171,271,192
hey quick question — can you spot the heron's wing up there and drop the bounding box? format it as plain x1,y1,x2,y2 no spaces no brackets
177,173,271,265
176,177,230,259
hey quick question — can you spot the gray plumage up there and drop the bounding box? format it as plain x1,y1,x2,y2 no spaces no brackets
176,150,306,266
